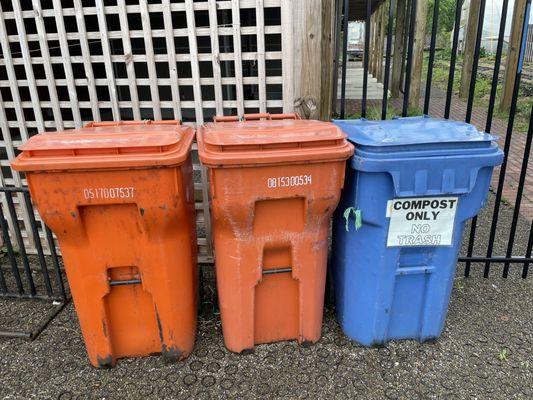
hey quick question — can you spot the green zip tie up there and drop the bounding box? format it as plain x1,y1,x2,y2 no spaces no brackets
343,207,362,232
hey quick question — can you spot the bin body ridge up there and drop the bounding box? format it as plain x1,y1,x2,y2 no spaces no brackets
198,115,353,352
12,121,198,367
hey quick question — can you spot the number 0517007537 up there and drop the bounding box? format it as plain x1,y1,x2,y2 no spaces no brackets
83,187,135,200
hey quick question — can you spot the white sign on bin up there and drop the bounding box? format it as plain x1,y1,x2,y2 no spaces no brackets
386,197,459,247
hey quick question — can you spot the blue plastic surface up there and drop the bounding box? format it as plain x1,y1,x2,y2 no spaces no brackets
333,116,498,148
331,116,503,346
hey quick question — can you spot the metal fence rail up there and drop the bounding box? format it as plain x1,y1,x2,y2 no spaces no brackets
0,187,67,340
336,0,533,278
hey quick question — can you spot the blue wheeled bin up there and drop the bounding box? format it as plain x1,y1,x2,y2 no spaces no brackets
331,116,503,346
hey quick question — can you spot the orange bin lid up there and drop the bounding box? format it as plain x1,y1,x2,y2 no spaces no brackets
12,121,195,172
197,116,354,167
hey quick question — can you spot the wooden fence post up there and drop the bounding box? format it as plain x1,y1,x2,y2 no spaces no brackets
291,0,335,120
408,0,428,109
377,3,387,82
331,0,344,115
500,0,527,112
459,0,482,99
372,9,379,76
320,0,335,120
391,0,407,97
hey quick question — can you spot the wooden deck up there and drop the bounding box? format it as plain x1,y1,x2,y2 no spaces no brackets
337,62,388,100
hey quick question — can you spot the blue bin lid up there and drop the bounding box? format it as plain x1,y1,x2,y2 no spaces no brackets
333,116,498,152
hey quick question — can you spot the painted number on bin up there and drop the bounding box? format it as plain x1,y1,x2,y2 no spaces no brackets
83,187,135,200
267,175,312,189
385,197,458,247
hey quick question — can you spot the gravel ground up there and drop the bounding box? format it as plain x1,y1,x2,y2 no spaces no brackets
0,192,532,399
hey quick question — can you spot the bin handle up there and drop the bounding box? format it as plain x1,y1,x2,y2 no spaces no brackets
108,278,142,286
262,267,292,275
269,113,301,120
243,113,301,120
213,115,240,122
242,113,271,121
395,265,435,275
84,120,180,128
212,113,301,123
84,120,151,128
151,120,182,125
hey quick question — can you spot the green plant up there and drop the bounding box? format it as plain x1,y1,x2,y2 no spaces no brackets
473,77,492,100
406,107,423,117
0,247,18,255
427,0,459,34
498,349,508,361
436,47,453,61
347,105,402,121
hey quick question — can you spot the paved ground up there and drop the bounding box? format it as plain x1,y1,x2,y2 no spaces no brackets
0,192,532,399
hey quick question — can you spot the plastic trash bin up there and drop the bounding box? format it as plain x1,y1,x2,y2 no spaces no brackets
197,113,353,353
331,116,503,346
12,120,198,367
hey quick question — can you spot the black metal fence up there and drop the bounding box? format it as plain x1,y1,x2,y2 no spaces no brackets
0,187,67,339
336,0,533,278
1,0,532,342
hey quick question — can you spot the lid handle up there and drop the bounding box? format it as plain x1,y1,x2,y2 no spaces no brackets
242,113,271,121
212,113,301,123
151,120,182,125
269,113,301,120
84,120,180,127
213,115,240,123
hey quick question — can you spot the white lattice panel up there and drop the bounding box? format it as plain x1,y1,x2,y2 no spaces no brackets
0,0,294,261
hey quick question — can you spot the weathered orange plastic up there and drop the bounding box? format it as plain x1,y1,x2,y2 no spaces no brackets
197,113,354,352
12,121,197,368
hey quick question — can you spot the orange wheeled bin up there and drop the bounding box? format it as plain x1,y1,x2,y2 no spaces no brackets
197,113,354,353
12,121,198,368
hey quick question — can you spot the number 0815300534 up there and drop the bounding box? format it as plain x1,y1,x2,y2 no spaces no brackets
267,175,312,189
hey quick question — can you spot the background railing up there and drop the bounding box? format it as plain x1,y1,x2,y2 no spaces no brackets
335,0,533,278
0,187,67,339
